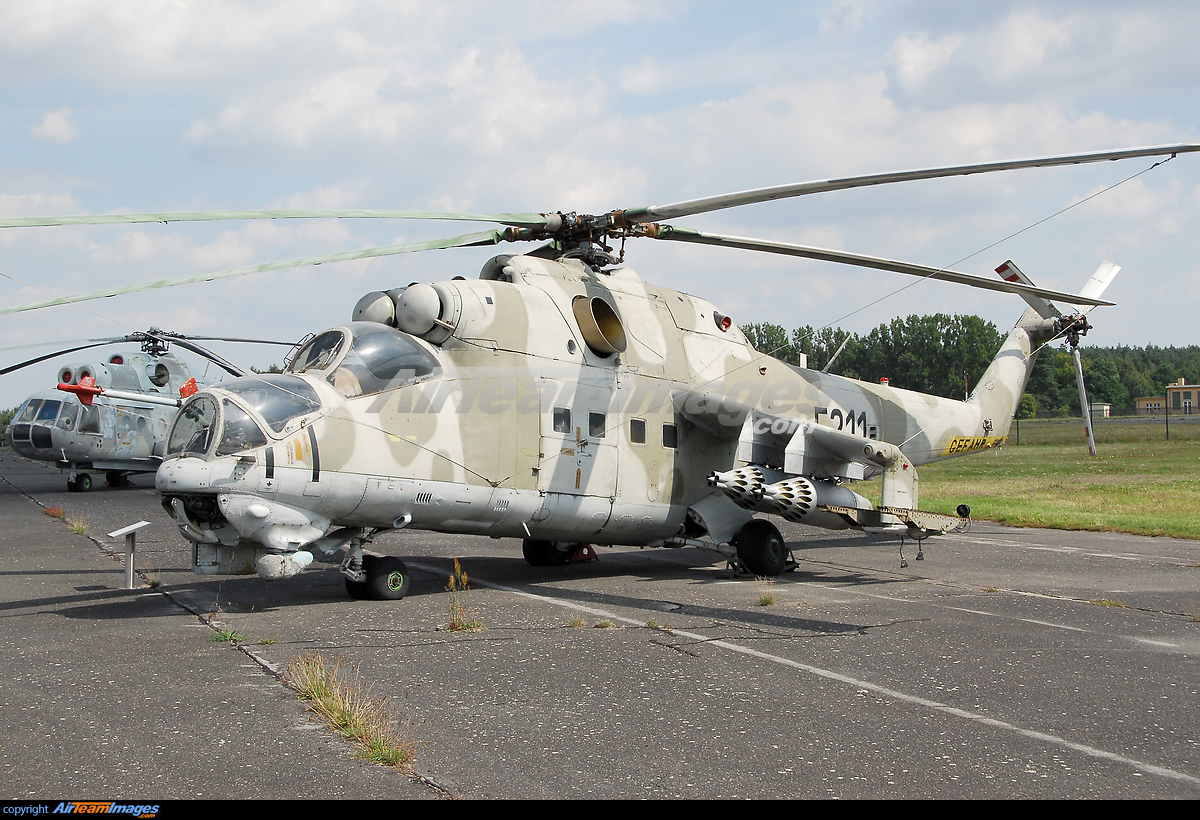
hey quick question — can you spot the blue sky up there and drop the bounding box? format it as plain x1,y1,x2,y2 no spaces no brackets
2,0,1199,408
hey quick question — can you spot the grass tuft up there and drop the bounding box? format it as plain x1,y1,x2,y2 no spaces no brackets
43,507,65,519
1090,598,1129,608
209,628,249,643
446,557,483,632
568,615,587,628
286,651,414,770
593,619,613,629
66,515,88,535
916,433,1200,539
755,577,777,607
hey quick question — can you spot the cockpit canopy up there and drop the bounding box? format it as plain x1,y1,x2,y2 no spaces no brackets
286,322,441,398
217,375,321,433
165,376,318,459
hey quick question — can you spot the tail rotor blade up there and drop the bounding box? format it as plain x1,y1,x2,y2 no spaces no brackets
1071,346,1098,457
1075,261,1121,304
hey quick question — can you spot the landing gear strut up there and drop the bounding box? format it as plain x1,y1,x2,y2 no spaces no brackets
66,473,92,493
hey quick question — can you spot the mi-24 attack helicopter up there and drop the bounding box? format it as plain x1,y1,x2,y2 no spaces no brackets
4,143,1197,599
2,330,295,491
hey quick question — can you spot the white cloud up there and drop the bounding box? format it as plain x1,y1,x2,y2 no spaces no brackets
887,33,965,90
820,0,873,37
30,108,79,143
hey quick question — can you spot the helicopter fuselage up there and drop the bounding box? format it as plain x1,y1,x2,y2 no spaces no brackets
155,253,1043,579
7,352,196,491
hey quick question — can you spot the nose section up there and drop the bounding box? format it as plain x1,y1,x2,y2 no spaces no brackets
7,422,54,456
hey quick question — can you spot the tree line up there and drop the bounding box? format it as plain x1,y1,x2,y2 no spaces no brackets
743,314,1199,418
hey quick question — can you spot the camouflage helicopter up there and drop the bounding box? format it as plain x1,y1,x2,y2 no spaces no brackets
3,144,1197,599
2,330,292,491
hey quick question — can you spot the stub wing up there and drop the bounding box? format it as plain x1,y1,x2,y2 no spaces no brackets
676,386,966,538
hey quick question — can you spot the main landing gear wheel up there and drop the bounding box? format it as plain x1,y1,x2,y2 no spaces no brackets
734,519,788,576
366,556,411,601
67,473,92,493
105,470,131,488
522,538,568,567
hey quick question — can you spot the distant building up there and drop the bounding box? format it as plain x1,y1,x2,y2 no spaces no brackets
1089,402,1111,418
1169,378,1197,415
1136,378,1198,415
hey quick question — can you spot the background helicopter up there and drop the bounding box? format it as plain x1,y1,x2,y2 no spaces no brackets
2,330,294,491
3,144,1197,597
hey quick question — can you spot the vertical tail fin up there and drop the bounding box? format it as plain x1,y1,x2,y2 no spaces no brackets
968,260,1119,440
966,307,1054,437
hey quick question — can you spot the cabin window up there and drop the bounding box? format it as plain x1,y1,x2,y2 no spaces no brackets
589,412,606,439
553,407,571,434
289,329,347,374
630,418,646,444
167,396,219,457
57,404,78,431
16,400,41,423
327,322,442,398
662,423,678,449
216,400,269,456
218,375,322,433
35,400,62,424
78,406,101,434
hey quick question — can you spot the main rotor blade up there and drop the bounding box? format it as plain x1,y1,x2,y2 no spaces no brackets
1,342,116,376
148,334,245,378
0,336,125,355
651,226,1115,307
624,144,1200,223
0,209,548,230
147,331,298,346
0,229,506,315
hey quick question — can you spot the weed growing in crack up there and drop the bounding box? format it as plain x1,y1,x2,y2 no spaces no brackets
286,651,415,770
446,557,483,632
755,577,777,607
66,515,88,535
209,628,248,643
43,507,65,519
